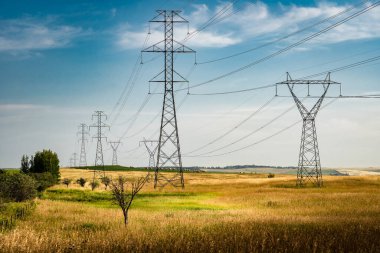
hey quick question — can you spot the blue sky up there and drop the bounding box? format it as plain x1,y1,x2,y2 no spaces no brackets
0,0,379,168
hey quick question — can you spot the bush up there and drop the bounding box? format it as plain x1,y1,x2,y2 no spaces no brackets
62,178,72,188
101,176,111,190
268,173,275,178
0,173,37,202
76,178,87,187
90,180,100,191
30,172,56,193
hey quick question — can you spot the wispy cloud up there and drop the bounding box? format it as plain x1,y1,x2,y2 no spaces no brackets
0,16,84,52
116,1,380,50
0,103,48,111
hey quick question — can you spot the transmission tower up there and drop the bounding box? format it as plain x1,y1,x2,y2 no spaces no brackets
142,10,195,188
77,123,89,167
277,72,340,187
70,153,77,168
140,139,159,169
109,141,121,166
89,111,110,181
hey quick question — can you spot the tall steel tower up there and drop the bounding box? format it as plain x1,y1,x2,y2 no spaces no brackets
70,152,77,168
277,73,340,187
89,111,109,181
140,139,159,170
142,10,195,188
77,123,89,167
109,141,121,166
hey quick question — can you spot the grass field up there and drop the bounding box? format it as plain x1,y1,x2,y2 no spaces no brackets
0,168,379,252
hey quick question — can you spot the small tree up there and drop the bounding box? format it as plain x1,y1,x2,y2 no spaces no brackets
101,176,111,190
76,177,87,187
62,178,72,188
90,180,99,191
111,175,148,226
21,155,30,174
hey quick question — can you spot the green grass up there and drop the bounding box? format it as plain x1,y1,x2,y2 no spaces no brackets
42,188,226,210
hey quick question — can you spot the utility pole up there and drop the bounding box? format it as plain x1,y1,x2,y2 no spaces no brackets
140,139,159,170
142,10,195,188
276,72,340,187
77,123,89,167
89,111,109,181
109,141,121,166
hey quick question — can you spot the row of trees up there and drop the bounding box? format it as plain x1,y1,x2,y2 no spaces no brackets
62,176,111,190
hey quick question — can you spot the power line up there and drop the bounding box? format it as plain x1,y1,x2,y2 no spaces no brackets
185,97,338,158
110,32,151,122
197,0,370,65
186,96,276,155
188,54,380,96
185,97,301,157
179,1,380,92
184,0,240,43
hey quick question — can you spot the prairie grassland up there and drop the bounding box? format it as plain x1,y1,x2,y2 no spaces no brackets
0,168,379,252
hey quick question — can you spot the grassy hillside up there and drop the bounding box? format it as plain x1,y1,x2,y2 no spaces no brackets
0,169,379,252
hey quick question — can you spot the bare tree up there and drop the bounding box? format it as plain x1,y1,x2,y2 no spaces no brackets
110,175,148,226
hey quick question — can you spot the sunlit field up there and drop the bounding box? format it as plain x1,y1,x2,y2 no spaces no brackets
1,168,379,252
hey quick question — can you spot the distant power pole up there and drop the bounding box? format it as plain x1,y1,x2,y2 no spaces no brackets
277,72,340,187
142,10,195,188
109,141,121,166
140,139,159,169
89,111,110,181
77,123,89,167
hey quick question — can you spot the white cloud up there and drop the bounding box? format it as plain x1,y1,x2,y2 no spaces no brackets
0,103,48,111
116,1,380,50
0,17,83,52
117,22,240,50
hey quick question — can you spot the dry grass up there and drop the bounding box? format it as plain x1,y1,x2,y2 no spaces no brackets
0,168,379,252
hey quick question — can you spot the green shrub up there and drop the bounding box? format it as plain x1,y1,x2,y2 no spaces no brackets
90,180,100,191
101,176,111,190
0,173,37,202
62,178,72,188
30,172,56,193
76,178,87,187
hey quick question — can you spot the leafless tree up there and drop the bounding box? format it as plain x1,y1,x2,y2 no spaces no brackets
110,174,148,226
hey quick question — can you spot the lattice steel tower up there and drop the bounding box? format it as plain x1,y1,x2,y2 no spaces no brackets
142,10,195,188
109,141,121,166
70,153,77,168
77,123,89,167
89,111,109,180
140,139,159,170
277,73,339,187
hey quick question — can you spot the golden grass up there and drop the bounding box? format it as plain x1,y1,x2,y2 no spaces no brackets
0,168,379,252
